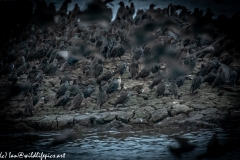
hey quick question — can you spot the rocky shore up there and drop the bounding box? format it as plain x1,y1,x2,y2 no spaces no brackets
1,0,240,134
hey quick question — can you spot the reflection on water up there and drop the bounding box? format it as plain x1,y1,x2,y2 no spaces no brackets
0,127,240,160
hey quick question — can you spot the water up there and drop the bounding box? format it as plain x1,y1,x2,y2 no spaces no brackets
1,127,240,160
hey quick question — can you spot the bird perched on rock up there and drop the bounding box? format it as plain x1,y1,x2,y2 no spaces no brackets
136,67,150,79
183,56,196,70
190,76,204,94
114,90,132,107
27,66,38,83
68,91,84,110
129,60,139,79
38,57,49,72
129,2,135,17
93,59,103,78
169,80,179,99
56,81,69,99
197,63,208,77
176,76,185,88
24,93,33,117
149,71,162,89
169,136,196,158
15,62,30,76
114,62,127,76
203,69,217,84
60,74,71,85
109,45,125,60
83,85,94,98
96,82,108,109
67,79,81,97
44,59,58,75
107,76,121,94
96,70,113,85
132,48,143,61
155,81,165,98
150,62,160,74
54,91,71,108
32,92,39,107
116,1,125,20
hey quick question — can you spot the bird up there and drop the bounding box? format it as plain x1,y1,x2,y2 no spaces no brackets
15,62,30,76
54,91,71,107
44,58,58,75
190,76,204,94
149,71,162,89
8,72,18,84
150,62,160,74
175,76,186,88
116,1,125,20
113,62,127,76
155,81,165,98
92,59,103,78
60,74,71,85
203,69,217,84
38,57,49,72
108,45,125,60
169,80,179,99
96,82,108,109
68,91,84,110
96,70,113,85
135,67,150,79
129,60,139,79
27,66,38,83
24,93,33,117
67,79,81,97
56,81,69,99
129,2,135,17
107,76,121,94
114,90,132,107
32,92,39,106
48,129,76,147
169,136,196,158
83,85,94,98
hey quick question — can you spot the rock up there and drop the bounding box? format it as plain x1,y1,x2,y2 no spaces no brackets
168,104,193,116
57,115,75,130
73,114,92,127
150,108,169,123
129,108,151,124
117,110,134,123
105,120,132,130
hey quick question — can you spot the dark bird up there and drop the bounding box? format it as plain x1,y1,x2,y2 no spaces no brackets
93,59,103,78
96,82,108,109
109,45,125,60
116,1,125,20
149,71,163,89
27,66,38,83
113,62,127,76
56,81,69,99
169,80,179,99
203,69,217,84
183,56,196,70
129,2,135,17
44,58,58,75
190,76,204,94
129,60,139,79
132,48,143,60
15,62,30,76
136,67,150,79
107,76,121,94
24,93,33,117
96,70,113,85
60,75,71,85
150,62,160,74
67,79,81,97
54,91,71,107
175,76,185,88
197,63,208,77
68,91,84,110
83,85,94,98
38,57,49,72
114,90,132,107
169,136,196,158
155,81,165,98
32,92,39,107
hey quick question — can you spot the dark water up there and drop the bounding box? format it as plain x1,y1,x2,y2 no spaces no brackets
1,127,240,160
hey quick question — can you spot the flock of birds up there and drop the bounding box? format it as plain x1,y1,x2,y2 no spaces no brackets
0,0,239,119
